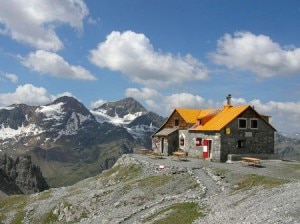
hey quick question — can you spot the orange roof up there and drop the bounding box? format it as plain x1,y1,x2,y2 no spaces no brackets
175,108,215,124
190,105,250,131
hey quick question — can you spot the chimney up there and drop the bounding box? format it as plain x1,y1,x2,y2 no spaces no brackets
226,94,232,106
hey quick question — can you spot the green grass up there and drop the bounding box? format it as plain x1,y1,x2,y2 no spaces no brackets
46,162,100,187
286,163,300,170
36,190,52,201
138,175,172,189
211,167,228,177
41,207,58,223
0,195,28,224
142,202,205,224
233,174,289,191
99,163,142,182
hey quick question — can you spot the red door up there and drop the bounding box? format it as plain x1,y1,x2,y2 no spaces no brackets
203,139,209,159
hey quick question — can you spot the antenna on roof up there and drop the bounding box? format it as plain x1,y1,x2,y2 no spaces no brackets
226,94,232,106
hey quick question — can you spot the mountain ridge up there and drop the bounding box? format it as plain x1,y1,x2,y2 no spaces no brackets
0,96,165,187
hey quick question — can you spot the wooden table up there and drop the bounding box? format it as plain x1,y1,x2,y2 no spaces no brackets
241,157,261,167
173,151,187,161
139,149,151,155
149,151,164,159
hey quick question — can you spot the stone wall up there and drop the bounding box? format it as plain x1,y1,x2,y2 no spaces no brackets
219,108,275,162
178,130,221,161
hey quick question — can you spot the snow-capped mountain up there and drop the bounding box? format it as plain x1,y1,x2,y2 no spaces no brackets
91,97,164,142
0,96,165,187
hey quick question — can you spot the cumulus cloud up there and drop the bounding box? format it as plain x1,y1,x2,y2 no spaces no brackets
125,87,161,100
5,73,18,83
0,0,88,51
0,84,52,106
90,31,209,88
0,84,76,106
142,92,216,115
210,31,300,78
21,50,96,80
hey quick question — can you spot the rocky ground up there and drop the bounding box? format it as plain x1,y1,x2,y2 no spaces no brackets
0,153,299,224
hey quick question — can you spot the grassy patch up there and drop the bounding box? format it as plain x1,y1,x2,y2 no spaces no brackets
138,175,172,189
41,207,58,223
11,211,26,224
0,195,28,224
37,190,52,201
211,167,227,177
286,163,300,170
46,162,100,187
99,164,142,182
142,202,205,224
233,174,289,191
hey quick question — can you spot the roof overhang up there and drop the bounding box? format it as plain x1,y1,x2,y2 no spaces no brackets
152,127,179,137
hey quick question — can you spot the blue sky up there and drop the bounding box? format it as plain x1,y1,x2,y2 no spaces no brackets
0,0,300,134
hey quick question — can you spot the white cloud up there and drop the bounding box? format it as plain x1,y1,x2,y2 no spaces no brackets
21,50,96,80
0,84,76,107
0,84,52,106
5,73,18,83
125,87,161,100
90,30,209,88
144,92,216,115
210,31,300,78
0,0,88,51
90,99,107,109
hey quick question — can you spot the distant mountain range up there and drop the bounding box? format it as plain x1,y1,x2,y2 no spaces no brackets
0,96,165,188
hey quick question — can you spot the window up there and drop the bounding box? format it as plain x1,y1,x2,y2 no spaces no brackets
238,118,247,129
174,119,179,127
250,119,258,129
180,137,184,146
237,140,245,148
196,137,202,146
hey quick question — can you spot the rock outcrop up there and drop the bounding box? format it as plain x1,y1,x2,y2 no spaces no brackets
0,154,48,195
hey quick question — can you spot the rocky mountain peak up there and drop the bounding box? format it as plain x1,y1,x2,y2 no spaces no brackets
95,97,147,118
49,96,91,116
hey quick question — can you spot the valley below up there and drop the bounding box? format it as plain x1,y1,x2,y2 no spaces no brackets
0,153,299,224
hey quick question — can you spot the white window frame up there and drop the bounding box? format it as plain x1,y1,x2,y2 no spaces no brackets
238,118,247,129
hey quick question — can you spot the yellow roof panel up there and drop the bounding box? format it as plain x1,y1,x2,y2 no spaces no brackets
176,108,215,124
191,105,249,131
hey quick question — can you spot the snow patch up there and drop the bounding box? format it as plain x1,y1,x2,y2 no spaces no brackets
36,102,65,121
91,109,143,126
0,123,43,139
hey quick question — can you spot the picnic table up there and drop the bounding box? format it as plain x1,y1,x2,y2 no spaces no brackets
138,149,151,155
241,157,261,167
148,150,164,159
173,151,188,161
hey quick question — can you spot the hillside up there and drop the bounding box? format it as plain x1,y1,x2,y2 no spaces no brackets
0,154,299,223
0,154,48,198
0,96,165,188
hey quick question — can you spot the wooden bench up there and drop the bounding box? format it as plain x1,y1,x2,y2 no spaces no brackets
173,151,188,161
148,150,164,159
241,157,261,167
138,149,151,155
